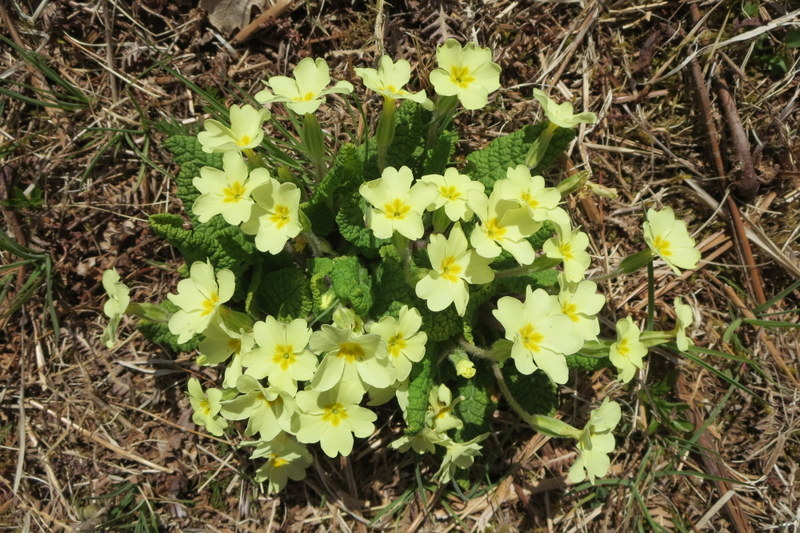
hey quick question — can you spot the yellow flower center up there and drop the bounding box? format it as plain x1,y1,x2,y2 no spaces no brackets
485,218,506,241
439,185,461,201
559,242,574,260
449,65,475,88
256,392,271,407
270,204,291,229
237,135,252,146
519,324,544,352
382,198,411,220
338,342,365,362
270,454,288,468
222,181,247,203
562,302,580,322
379,84,402,95
200,292,219,316
199,399,211,416
436,406,451,419
520,191,539,209
272,344,296,370
652,235,672,257
616,339,630,357
387,334,407,358
227,338,242,352
321,402,348,426
294,91,317,102
439,256,463,282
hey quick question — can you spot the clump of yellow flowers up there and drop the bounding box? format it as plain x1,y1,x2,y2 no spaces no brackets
101,38,701,494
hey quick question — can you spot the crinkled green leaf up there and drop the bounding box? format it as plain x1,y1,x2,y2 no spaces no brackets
308,257,335,314
464,123,546,190
495,268,559,297
420,304,462,343
454,364,497,441
387,101,430,174
422,129,457,175
252,267,313,320
502,365,558,417
137,299,200,352
335,192,387,253
464,122,576,191
565,352,612,372
462,282,496,344
148,213,255,274
528,221,556,251
163,135,223,210
404,346,435,435
372,246,415,317
311,143,363,204
329,255,373,316
305,143,366,236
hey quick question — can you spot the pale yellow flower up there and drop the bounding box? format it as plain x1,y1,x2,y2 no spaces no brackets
429,39,501,110
643,207,701,274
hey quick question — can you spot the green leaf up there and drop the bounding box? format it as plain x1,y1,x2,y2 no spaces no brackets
462,282,496,343
251,267,313,320
742,1,758,18
495,268,559,296
531,127,576,175
786,28,800,48
137,300,200,352
387,101,431,174
148,213,255,274
311,143,364,205
464,123,575,190
308,257,335,314
335,192,387,252
305,143,366,236
464,123,546,190
420,304,462,342
163,135,223,211
528,221,556,251
329,255,374,316
454,365,497,441
372,246,415,316
565,352,611,372
422,129,458,175
502,366,558,417
404,347,435,435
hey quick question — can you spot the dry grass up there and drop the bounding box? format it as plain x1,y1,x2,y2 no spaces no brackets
1,0,799,531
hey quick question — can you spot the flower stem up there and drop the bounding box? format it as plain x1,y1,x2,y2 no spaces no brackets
457,338,491,359
392,232,414,285
301,113,327,182
525,122,559,168
646,259,655,330
376,96,397,171
492,363,580,438
426,95,458,150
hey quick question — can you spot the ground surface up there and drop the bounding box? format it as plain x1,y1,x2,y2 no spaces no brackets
1,0,799,531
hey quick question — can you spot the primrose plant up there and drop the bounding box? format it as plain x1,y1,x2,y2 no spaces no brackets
101,39,702,492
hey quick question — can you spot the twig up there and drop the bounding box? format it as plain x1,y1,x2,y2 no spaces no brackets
232,0,295,44
679,8,758,533
714,78,759,200
540,2,599,87
686,3,766,306
373,0,385,56
103,0,119,103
